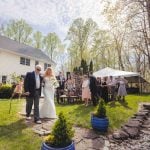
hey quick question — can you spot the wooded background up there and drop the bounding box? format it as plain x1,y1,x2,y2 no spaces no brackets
0,0,149,81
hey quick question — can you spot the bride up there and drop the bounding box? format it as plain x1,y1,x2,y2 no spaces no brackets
40,67,58,119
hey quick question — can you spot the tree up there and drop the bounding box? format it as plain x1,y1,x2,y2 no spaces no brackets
102,0,150,81
91,29,117,70
33,31,43,49
1,19,33,45
80,59,88,74
67,18,98,61
43,32,61,61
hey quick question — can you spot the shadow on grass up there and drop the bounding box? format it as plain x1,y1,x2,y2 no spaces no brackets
0,119,27,139
118,100,132,109
69,104,95,116
107,100,132,109
107,101,120,108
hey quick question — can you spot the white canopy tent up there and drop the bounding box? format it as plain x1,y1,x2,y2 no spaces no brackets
93,67,139,77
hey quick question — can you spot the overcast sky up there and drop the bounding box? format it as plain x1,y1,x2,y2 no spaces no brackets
0,0,110,40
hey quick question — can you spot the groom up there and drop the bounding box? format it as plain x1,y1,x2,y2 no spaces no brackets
24,65,43,124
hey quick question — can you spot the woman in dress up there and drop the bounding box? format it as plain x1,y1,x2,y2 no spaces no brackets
65,74,75,96
40,67,58,119
117,76,128,101
82,75,91,106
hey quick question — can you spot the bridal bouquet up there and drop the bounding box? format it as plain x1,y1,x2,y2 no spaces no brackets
50,77,59,88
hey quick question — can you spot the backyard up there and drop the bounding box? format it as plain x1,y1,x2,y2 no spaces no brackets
0,94,150,150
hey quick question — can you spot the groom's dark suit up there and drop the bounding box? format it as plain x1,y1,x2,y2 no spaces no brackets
24,71,43,122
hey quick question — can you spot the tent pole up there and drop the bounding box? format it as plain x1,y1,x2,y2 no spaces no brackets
138,75,141,95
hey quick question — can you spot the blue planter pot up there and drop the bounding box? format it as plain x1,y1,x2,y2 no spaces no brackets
91,114,109,132
41,141,75,150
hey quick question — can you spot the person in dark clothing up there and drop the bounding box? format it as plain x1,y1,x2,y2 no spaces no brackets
89,72,98,106
24,65,43,124
56,72,65,103
101,77,109,103
96,77,102,98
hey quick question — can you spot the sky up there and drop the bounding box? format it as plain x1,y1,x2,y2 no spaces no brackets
0,0,109,41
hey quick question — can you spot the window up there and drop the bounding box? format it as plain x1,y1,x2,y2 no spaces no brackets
20,57,30,66
44,63,51,70
35,61,39,66
26,58,30,66
20,57,25,65
2,76,7,84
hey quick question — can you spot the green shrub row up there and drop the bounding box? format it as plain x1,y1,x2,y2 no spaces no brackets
0,84,13,98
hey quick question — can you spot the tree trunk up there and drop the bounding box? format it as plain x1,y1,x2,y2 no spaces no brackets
146,0,150,30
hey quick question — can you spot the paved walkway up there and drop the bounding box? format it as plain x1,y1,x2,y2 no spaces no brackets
20,99,150,150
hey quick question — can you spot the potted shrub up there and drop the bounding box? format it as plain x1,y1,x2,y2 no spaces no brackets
41,112,75,150
91,99,109,132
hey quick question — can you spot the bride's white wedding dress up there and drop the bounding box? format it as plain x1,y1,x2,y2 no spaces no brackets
40,76,57,119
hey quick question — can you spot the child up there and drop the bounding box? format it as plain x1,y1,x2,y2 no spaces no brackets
11,78,24,100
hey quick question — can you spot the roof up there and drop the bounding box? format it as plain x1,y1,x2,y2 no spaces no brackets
0,35,55,65
93,67,139,77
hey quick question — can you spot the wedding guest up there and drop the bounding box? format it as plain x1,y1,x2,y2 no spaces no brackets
56,71,66,103
107,76,117,101
65,74,75,95
101,77,109,103
11,77,24,100
65,74,75,103
89,72,98,106
74,73,82,97
96,77,102,98
117,76,128,101
24,65,43,124
40,67,58,119
82,75,91,106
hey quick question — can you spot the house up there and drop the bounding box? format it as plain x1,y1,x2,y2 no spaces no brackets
0,35,55,83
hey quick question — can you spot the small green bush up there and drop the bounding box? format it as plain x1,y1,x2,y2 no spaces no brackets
0,84,13,98
95,99,106,118
45,112,74,148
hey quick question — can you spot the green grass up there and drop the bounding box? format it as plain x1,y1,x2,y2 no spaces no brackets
0,94,150,149
55,94,150,131
106,94,150,131
0,99,42,150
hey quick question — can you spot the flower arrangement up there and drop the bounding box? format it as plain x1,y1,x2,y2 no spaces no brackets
50,77,59,88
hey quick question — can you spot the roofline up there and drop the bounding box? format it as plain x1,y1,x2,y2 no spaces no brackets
0,35,56,65
0,47,54,64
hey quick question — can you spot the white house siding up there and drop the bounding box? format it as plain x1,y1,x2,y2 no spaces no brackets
0,50,51,83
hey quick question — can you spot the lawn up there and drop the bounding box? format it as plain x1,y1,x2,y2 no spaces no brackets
0,99,42,150
56,94,150,131
0,94,150,150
